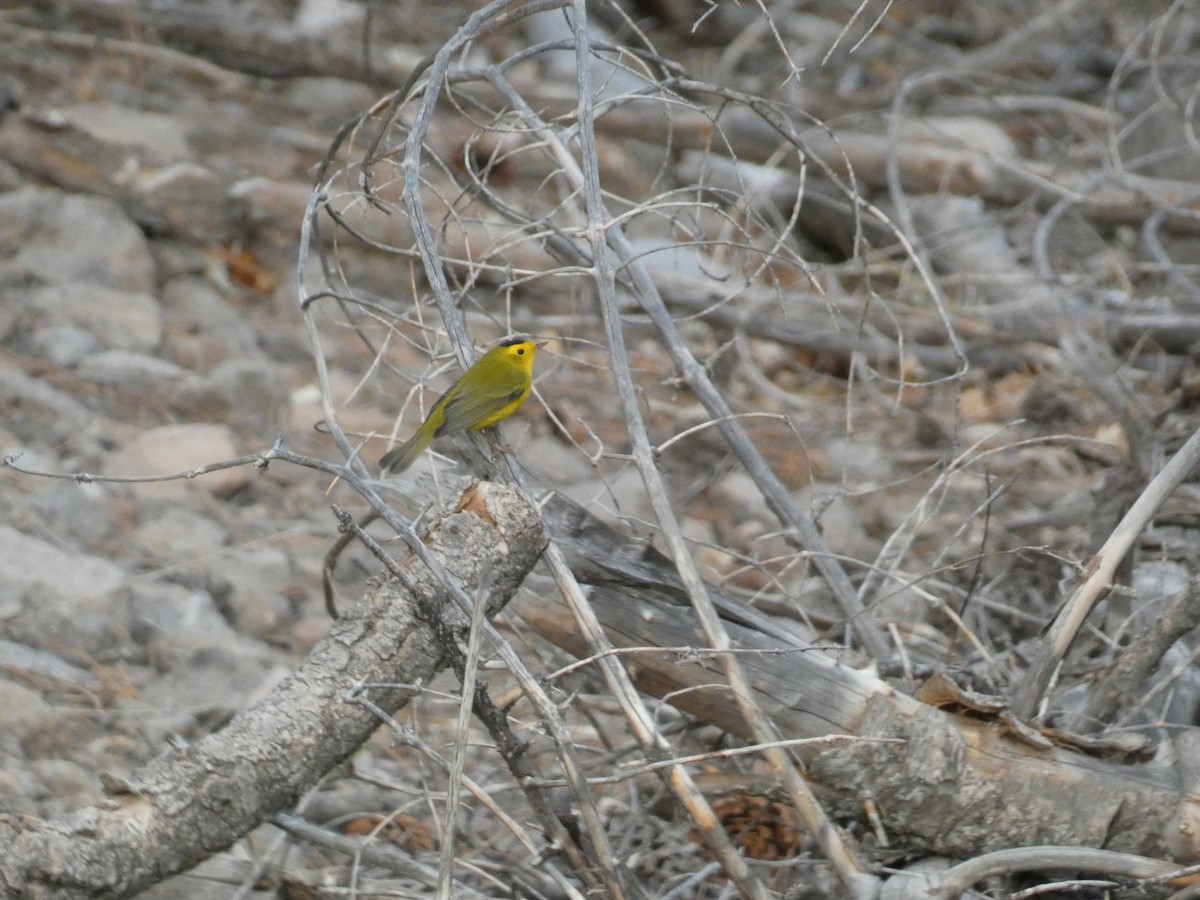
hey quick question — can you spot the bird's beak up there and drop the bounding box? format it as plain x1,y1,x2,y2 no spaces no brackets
535,340,549,348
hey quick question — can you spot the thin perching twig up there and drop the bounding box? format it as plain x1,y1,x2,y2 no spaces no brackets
437,565,495,900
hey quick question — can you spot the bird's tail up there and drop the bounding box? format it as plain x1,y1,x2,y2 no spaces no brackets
379,428,435,475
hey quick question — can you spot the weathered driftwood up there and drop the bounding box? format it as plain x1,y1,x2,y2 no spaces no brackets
516,588,1198,861
0,483,546,900
9,3,416,84
515,485,1200,865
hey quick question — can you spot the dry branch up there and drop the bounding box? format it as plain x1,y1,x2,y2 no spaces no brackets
0,483,545,900
12,1,415,84
516,583,1199,862
514,485,1200,865
1012,424,1200,721
1083,574,1200,734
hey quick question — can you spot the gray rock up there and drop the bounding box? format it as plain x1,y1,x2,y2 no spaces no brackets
128,630,287,744
177,357,290,436
0,638,102,693
103,423,250,498
295,0,365,35
277,76,377,129
0,524,124,606
29,758,95,816
24,325,99,368
130,507,295,640
0,526,136,661
208,543,295,640
0,366,93,446
0,764,37,817
515,435,596,486
24,281,163,352
5,580,131,662
60,102,191,164
0,187,155,293
131,507,228,565
76,350,199,397
149,239,212,283
161,276,261,366
228,176,312,239
123,581,233,646
0,680,52,756
19,706,106,766
30,482,118,551
0,157,22,192
130,163,244,241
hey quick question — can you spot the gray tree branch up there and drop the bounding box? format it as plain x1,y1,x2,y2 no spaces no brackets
0,483,546,900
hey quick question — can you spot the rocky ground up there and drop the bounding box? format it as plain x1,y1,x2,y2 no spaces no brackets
3,1,1200,897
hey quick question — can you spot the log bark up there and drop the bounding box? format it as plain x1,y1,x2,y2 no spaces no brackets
515,487,1200,865
0,483,546,900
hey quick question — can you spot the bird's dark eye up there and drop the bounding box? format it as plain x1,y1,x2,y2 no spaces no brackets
517,348,525,355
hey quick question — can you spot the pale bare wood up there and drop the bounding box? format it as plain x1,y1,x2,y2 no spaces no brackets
1011,424,1200,721
0,483,547,900
513,579,1198,862
6,3,421,84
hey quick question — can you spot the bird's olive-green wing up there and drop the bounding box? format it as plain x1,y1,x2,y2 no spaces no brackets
435,378,525,436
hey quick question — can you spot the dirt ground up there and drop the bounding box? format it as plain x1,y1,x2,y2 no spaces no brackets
2,1,1200,897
